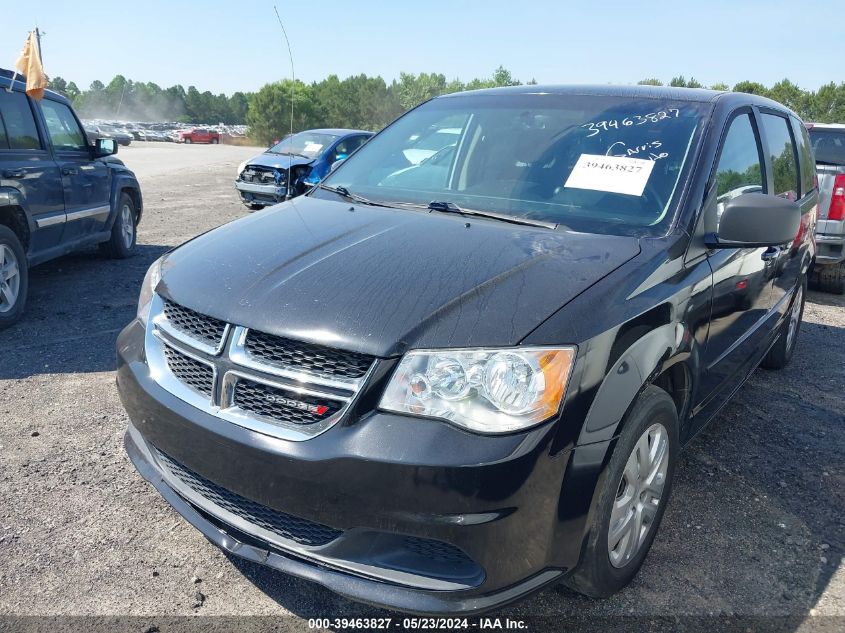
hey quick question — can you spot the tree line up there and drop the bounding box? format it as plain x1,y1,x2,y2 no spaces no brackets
47,70,845,144
48,75,250,124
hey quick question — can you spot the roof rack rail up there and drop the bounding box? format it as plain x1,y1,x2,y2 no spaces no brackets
0,68,26,81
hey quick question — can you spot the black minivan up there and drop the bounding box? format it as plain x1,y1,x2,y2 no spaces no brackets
117,85,816,614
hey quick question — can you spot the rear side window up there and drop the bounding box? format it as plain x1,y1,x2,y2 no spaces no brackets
760,113,799,200
791,116,815,197
714,113,764,200
808,128,845,166
0,91,41,150
39,99,88,151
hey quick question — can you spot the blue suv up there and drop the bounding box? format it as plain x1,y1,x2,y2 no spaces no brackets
0,69,143,329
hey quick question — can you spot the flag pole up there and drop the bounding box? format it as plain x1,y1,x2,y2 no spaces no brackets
35,27,43,66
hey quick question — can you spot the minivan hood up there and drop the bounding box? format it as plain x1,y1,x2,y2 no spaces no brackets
247,153,315,170
158,196,641,357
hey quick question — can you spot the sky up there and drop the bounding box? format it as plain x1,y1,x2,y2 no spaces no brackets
1,0,837,96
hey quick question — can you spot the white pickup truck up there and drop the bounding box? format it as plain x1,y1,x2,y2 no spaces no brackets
808,123,845,293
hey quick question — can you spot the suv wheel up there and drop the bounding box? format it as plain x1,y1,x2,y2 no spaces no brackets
184,138,192,144
0,225,28,330
761,276,806,369
817,262,845,295
100,192,137,259
562,385,678,598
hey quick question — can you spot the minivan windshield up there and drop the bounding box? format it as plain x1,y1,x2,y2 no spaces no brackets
809,128,845,166
317,93,708,235
268,131,338,158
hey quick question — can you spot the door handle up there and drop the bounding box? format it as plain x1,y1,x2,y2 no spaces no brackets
761,246,781,261
3,169,25,178
61,167,78,176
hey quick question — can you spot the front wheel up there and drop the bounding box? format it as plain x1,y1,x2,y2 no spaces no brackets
562,385,678,598
184,138,192,144
100,192,137,259
761,277,806,369
211,138,219,145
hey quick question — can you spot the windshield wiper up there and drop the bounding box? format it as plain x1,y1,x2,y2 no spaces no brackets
317,184,395,208
280,151,310,159
427,200,557,229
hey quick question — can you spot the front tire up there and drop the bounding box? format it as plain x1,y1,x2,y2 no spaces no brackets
211,138,219,145
100,192,137,259
0,225,28,330
563,385,679,598
184,138,192,144
816,262,845,294
761,276,806,369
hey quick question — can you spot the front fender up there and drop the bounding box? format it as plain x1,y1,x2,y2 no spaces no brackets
105,172,143,230
577,323,684,446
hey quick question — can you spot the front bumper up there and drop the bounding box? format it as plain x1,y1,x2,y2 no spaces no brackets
116,319,603,614
234,180,286,205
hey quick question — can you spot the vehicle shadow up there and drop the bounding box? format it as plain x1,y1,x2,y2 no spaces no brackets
0,244,168,380
228,319,842,628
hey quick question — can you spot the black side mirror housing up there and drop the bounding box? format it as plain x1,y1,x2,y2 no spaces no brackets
706,192,800,248
94,138,117,157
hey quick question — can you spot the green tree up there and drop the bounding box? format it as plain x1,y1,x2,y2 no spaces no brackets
732,81,769,96
710,82,729,91
66,81,80,101
49,76,68,96
768,79,808,116
396,72,448,110
247,79,318,145
637,78,663,86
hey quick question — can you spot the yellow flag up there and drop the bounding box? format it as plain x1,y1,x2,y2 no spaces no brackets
15,31,47,101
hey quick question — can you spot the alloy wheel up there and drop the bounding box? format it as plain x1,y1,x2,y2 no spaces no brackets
121,204,135,249
608,422,670,568
0,244,21,314
786,285,803,351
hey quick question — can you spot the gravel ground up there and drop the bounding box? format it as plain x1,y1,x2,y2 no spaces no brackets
0,143,842,630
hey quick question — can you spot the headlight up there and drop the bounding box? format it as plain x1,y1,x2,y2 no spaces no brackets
379,347,576,434
137,257,164,325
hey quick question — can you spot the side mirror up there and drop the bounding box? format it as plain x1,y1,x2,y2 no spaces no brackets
330,157,346,173
94,138,117,157
706,192,799,248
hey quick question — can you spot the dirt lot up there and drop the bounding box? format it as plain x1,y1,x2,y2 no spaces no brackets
0,143,842,629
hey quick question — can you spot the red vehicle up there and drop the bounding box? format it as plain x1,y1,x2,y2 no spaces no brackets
177,128,219,144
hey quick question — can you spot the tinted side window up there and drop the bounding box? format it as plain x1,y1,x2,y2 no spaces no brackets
40,100,88,151
0,114,8,149
791,117,815,196
714,113,764,200
0,91,42,150
760,113,799,200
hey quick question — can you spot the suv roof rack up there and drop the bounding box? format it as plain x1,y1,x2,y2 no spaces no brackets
0,68,26,81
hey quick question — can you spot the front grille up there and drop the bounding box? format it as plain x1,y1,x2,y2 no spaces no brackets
403,536,475,565
164,345,214,397
233,378,342,425
156,450,342,546
244,330,373,380
240,166,281,185
163,299,227,348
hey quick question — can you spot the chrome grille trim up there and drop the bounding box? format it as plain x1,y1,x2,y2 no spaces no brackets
230,326,364,393
155,299,229,355
144,294,376,441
